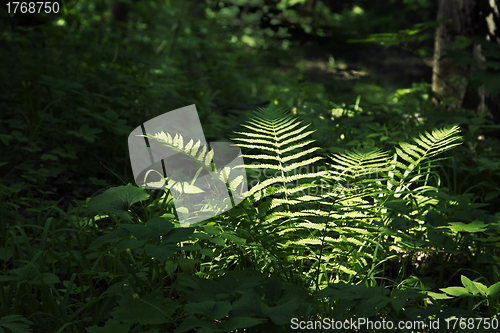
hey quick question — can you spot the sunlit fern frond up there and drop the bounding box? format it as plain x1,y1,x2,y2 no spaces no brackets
140,131,247,197
144,131,215,172
329,147,392,180
230,106,329,273
227,106,464,286
389,125,462,193
313,127,462,283
321,147,392,228
307,125,463,283
323,125,462,209
232,105,327,206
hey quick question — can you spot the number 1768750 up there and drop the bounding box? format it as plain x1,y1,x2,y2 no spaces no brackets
5,2,60,14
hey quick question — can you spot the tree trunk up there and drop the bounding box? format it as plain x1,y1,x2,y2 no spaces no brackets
432,0,479,108
477,0,500,122
432,0,500,121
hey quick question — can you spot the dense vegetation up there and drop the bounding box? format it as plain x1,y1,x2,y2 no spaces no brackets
1,0,500,332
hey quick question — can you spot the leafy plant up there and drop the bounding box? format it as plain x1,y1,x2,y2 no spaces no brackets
4,102,500,333
3,0,500,330
0,315,32,333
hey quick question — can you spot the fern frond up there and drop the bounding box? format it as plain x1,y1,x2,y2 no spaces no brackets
328,147,392,179
226,104,336,287
228,103,464,287
245,170,327,197
143,130,214,174
141,131,248,224
391,125,462,192
241,146,321,163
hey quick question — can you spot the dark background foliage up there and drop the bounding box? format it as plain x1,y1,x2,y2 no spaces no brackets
1,0,500,332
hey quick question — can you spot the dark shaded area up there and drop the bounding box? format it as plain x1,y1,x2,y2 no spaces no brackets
1,0,500,331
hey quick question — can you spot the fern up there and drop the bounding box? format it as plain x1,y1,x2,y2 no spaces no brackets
144,131,247,191
142,131,213,184
312,125,463,286
139,106,463,290
233,105,326,211
390,125,462,195
228,106,331,284
140,131,247,225
321,126,462,226
229,105,462,290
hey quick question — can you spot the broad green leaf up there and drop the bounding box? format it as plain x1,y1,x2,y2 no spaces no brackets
263,274,283,302
66,124,102,143
473,281,488,297
0,275,18,282
145,244,177,263
461,275,483,296
200,248,214,257
203,226,221,235
180,244,202,251
446,221,488,233
0,134,13,146
220,232,246,244
146,217,175,237
209,237,225,246
30,273,60,286
178,258,198,275
210,301,232,320
263,299,302,325
0,315,33,333
439,286,470,297
161,227,195,243
0,247,13,261
221,317,267,331
87,184,149,223
184,301,231,320
315,282,389,302
111,291,178,325
89,229,131,250
173,315,217,333
487,281,500,297
426,291,453,300
118,224,154,240
165,261,177,276
116,238,147,254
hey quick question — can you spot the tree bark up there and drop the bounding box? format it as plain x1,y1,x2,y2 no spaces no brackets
477,0,500,122
432,0,500,121
109,1,129,23
432,0,479,108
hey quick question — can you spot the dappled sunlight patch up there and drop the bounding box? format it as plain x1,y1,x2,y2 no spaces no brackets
297,58,368,80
